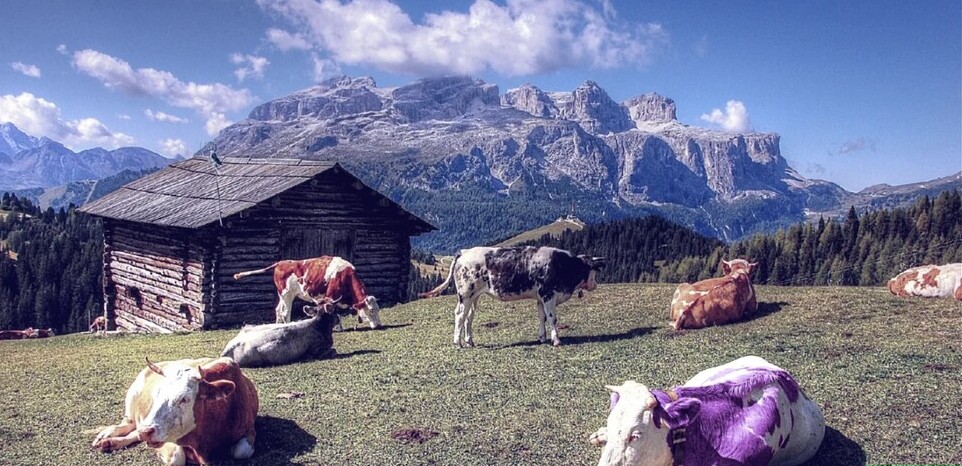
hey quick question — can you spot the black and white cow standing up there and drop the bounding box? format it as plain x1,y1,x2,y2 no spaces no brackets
420,246,604,347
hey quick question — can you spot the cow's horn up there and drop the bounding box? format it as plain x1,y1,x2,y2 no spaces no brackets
145,357,165,377
591,256,606,262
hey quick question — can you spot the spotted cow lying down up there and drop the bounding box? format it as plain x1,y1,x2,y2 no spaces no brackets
591,356,825,466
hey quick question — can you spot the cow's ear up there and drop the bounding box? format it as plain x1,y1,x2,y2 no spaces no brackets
657,398,701,430
721,260,732,275
200,380,236,401
604,385,621,410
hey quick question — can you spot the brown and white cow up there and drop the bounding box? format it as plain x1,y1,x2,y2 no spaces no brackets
90,316,108,333
0,327,53,339
92,357,258,466
233,256,381,327
669,259,758,330
888,263,962,300
0,329,30,340
420,246,604,347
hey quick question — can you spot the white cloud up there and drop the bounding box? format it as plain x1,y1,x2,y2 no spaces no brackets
71,49,253,136
145,109,189,123
0,92,134,149
230,53,270,82
11,62,41,78
266,28,311,51
117,113,131,120
204,112,231,136
311,53,339,82
159,138,188,158
56,44,68,55
257,0,668,76
700,100,752,132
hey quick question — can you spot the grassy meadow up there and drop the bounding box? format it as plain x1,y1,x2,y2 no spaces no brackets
0,284,960,465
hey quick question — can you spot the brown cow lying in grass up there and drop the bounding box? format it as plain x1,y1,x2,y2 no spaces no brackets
669,259,758,330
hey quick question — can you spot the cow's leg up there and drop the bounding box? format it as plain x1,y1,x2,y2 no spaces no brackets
231,432,256,459
92,418,139,452
275,293,295,324
543,297,561,346
537,300,547,343
464,298,478,348
156,442,186,466
588,427,608,447
453,297,466,348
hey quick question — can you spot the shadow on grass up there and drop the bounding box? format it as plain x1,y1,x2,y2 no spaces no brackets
251,416,317,464
498,326,658,349
743,301,788,323
347,323,413,332
330,349,382,360
804,426,866,466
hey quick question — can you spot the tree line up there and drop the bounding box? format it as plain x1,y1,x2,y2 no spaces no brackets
523,189,962,286
0,194,103,334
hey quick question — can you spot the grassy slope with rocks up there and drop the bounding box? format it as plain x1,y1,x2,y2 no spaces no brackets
0,284,960,465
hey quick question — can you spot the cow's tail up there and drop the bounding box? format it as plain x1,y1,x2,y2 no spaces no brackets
419,252,460,299
233,262,280,280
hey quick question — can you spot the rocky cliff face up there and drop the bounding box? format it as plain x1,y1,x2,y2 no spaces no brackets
204,75,948,249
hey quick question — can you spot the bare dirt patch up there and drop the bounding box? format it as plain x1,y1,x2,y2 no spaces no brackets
391,428,439,444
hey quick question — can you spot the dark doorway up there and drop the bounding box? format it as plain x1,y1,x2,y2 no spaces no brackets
281,228,355,261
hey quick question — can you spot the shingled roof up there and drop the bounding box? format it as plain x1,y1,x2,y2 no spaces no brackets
80,157,436,232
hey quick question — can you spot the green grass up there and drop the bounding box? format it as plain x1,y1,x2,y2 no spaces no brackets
495,218,585,247
1,284,960,465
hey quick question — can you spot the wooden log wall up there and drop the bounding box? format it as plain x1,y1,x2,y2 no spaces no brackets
105,221,208,332
207,172,421,328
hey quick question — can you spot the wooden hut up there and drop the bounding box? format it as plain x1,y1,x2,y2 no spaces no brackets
80,157,436,333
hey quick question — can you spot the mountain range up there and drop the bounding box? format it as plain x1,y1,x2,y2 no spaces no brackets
200,76,959,251
0,122,172,193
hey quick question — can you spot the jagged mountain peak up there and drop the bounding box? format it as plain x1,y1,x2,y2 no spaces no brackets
0,122,42,156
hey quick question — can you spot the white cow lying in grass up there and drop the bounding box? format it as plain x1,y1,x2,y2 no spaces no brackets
221,303,338,368
591,356,825,466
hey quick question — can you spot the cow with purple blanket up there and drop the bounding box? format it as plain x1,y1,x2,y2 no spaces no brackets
591,356,825,466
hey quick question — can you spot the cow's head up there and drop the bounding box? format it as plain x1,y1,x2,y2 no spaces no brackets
304,302,335,317
578,256,606,292
596,381,701,466
136,358,235,447
722,259,757,276
352,296,381,328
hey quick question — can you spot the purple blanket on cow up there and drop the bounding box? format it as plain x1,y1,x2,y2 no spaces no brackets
651,369,802,466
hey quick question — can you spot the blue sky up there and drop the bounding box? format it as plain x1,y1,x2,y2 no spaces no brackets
1,0,959,191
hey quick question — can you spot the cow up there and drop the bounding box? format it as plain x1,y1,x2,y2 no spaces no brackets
0,330,30,340
90,316,108,333
669,259,758,330
91,357,258,466
888,263,962,300
590,356,825,466
233,256,381,328
221,303,338,368
0,327,52,339
419,246,604,347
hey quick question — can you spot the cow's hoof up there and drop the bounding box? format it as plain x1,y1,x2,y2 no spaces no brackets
465,341,476,348
588,430,607,447
552,339,561,347
92,438,114,453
